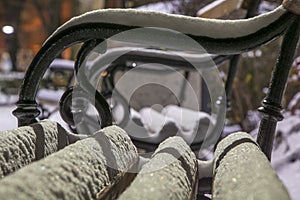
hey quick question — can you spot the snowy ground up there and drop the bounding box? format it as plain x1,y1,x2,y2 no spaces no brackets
0,104,18,131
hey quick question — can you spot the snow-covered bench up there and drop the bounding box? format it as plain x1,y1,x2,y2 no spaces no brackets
5,0,300,198
0,120,290,199
0,121,200,199
0,124,139,199
13,0,300,159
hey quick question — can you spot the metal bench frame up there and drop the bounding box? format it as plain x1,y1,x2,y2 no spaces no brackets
12,4,300,160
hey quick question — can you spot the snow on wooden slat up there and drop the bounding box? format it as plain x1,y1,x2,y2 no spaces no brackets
0,126,138,200
0,120,81,179
118,136,198,200
213,132,290,200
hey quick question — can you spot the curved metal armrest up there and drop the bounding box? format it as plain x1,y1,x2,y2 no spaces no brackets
44,5,297,55
53,6,286,40
13,4,299,134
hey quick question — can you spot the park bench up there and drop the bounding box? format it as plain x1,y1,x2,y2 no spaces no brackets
0,0,299,199
0,120,290,199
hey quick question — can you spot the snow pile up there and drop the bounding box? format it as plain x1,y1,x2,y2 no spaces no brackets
123,107,179,144
140,107,179,136
52,5,287,40
162,105,212,144
0,105,18,131
0,93,18,105
270,114,300,200
123,105,213,146
258,1,279,14
287,92,300,115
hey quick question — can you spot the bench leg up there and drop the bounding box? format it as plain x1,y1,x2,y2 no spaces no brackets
257,17,300,160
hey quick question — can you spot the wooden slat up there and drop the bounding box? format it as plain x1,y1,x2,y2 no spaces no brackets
213,132,291,200
0,126,139,199
118,136,198,200
0,120,82,178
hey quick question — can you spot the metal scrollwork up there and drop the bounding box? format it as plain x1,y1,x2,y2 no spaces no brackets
59,85,112,134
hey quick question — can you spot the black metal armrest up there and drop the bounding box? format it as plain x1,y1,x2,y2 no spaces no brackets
13,2,300,159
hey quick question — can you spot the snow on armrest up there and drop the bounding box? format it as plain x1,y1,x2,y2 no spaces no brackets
50,6,286,40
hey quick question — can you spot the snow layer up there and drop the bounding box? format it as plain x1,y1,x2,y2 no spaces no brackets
287,92,300,114
0,120,73,178
0,105,17,131
123,105,213,145
162,105,212,144
0,126,138,199
50,6,286,40
118,136,197,200
214,132,290,200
